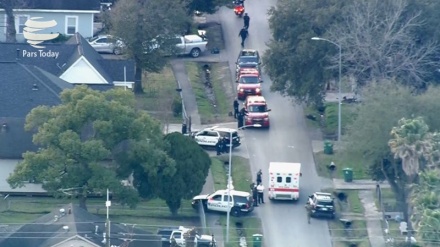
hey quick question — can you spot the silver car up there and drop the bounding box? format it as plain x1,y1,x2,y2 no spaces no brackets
88,35,124,55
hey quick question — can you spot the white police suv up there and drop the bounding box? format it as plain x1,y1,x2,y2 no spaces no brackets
192,126,241,148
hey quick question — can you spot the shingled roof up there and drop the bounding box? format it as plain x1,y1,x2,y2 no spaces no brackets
18,0,100,11
0,62,73,158
0,203,161,247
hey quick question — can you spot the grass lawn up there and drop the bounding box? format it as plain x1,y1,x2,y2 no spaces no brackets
304,103,358,137
314,151,370,179
0,197,199,229
136,66,182,124
210,156,262,246
329,220,370,247
186,62,232,124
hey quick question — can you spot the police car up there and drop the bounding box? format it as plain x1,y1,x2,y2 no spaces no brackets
192,126,241,148
308,192,336,219
191,189,254,217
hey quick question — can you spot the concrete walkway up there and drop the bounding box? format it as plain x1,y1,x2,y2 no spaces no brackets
333,179,390,190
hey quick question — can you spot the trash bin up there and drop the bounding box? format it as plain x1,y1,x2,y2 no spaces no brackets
324,140,334,154
252,234,263,247
181,123,187,134
343,168,353,182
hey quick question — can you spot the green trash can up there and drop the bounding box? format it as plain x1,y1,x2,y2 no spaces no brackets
252,234,263,247
343,168,353,182
324,140,334,154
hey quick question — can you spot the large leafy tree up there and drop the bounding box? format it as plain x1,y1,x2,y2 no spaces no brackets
110,0,191,93
8,86,175,209
158,133,211,215
264,0,346,104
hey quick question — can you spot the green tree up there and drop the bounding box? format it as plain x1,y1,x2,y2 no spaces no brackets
110,0,191,93
8,86,175,209
158,132,211,215
264,0,346,104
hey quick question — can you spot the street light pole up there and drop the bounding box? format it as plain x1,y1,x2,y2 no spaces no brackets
311,37,342,141
226,123,261,243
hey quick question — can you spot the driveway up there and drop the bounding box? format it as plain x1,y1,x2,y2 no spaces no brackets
216,1,333,246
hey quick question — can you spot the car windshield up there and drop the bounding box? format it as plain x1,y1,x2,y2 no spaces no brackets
238,56,258,64
239,76,259,84
219,131,238,138
89,36,100,42
317,201,334,206
248,105,267,113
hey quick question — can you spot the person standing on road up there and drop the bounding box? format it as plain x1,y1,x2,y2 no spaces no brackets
243,13,250,29
305,201,313,224
239,28,248,47
237,107,247,128
257,183,265,204
252,185,259,207
221,137,229,153
216,139,222,156
233,98,239,119
256,169,262,185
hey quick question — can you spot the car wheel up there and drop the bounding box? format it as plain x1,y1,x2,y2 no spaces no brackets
114,47,122,55
190,48,201,58
231,207,241,217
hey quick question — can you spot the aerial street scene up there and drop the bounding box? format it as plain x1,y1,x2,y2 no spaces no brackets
1,0,440,246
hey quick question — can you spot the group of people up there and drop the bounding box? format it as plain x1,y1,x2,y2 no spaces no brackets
250,169,264,206
233,98,248,128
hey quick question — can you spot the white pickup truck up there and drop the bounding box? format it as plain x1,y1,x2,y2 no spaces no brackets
146,35,208,58
170,226,214,247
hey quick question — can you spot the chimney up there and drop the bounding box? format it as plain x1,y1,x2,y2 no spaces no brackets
16,49,20,61
32,84,38,91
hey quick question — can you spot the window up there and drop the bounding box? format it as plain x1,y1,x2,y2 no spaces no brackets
16,15,29,34
276,177,282,183
172,232,181,239
65,16,78,35
211,195,222,201
286,177,292,183
223,195,232,202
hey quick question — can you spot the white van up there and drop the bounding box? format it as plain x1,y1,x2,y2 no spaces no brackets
268,162,301,200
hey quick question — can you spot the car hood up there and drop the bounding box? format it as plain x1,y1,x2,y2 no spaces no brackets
193,194,209,200
238,83,261,89
247,112,269,118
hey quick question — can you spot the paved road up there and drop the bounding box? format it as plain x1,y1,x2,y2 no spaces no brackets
216,2,333,247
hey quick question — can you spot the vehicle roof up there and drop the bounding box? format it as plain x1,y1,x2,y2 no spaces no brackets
204,126,238,133
269,162,301,173
217,190,250,197
246,96,266,103
239,74,259,78
184,35,204,42
240,49,258,56
314,192,333,201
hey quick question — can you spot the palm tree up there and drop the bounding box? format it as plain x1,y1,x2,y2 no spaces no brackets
388,117,432,178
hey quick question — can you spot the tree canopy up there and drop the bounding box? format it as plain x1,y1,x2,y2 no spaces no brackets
110,0,191,92
264,0,440,103
8,86,175,209
158,132,211,215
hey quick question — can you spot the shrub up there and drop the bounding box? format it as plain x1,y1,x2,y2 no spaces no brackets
172,97,183,117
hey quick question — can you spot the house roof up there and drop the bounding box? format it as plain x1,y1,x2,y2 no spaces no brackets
20,0,100,11
0,33,135,84
0,62,73,158
0,203,161,247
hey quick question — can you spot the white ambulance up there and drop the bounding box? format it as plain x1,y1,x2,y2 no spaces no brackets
268,162,301,200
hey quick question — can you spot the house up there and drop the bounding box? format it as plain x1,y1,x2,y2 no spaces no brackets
0,33,135,88
0,0,100,43
0,61,74,159
0,203,161,247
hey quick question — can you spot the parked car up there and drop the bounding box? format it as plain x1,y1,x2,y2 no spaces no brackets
88,35,125,55
236,73,262,100
169,226,214,247
157,227,179,247
244,96,271,128
192,189,254,217
145,35,208,58
308,192,336,219
192,126,241,148
235,49,261,74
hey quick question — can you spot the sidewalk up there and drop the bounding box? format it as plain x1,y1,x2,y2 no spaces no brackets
170,60,225,247
334,179,386,247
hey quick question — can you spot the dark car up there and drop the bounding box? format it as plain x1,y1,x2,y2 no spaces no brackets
308,192,336,219
236,49,261,74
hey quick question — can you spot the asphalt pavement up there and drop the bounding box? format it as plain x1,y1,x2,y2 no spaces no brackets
215,2,333,247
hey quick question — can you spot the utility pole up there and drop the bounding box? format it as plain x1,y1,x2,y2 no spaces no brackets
106,189,111,247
